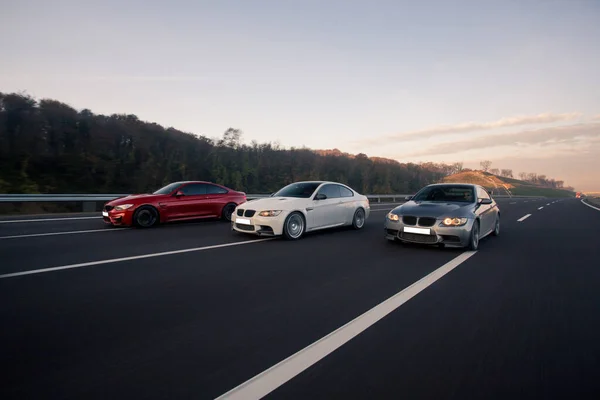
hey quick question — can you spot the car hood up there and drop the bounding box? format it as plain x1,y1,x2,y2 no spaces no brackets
239,196,309,211
107,193,165,205
391,201,475,218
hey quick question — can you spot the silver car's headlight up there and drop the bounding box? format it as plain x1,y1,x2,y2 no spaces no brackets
258,210,282,217
114,204,134,211
441,217,468,226
387,213,400,221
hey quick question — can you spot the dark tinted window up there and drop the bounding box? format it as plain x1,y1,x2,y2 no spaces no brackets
153,182,183,195
273,182,321,198
338,185,354,197
180,183,207,195
317,184,341,199
478,187,491,200
412,185,475,203
206,184,228,194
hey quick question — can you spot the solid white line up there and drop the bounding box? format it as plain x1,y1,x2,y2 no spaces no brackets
0,228,129,240
215,251,477,400
538,207,544,210
0,238,274,279
581,199,600,212
517,214,531,222
0,216,101,224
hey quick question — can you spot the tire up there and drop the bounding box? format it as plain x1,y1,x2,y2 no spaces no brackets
221,203,237,222
352,208,366,229
133,206,159,228
283,212,305,240
468,220,480,250
492,214,500,236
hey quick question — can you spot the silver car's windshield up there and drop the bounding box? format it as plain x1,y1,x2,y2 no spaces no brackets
273,182,321,198
413,185,475,203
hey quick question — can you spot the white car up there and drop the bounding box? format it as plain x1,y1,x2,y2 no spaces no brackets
231,181,370,239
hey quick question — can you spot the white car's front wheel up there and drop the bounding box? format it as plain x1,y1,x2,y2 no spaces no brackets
283,212,305,240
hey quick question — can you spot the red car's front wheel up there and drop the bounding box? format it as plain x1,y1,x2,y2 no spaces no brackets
133,206,159,228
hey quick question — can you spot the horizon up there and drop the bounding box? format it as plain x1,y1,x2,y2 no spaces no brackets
1,0,599,191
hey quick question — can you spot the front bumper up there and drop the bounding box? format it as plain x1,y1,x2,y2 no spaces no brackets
231,212,288,236
102,209,134,226
384,218,475,247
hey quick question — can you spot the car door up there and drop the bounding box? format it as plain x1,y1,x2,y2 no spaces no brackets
310,184,344,228
476,187,495,233
205,183,230,217
173,183,212,219
337,184,357,223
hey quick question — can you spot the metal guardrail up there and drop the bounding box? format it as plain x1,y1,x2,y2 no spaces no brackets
0,193,543,203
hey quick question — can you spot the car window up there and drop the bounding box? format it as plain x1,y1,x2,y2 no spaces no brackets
180,183,207,195
478,187,491,200
317,184,341,199
206,184,228,194
338,185,354,197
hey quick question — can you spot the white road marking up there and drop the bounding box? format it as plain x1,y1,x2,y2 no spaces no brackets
0,228,129,240
546,203,550,206
214,251,477,400
0,216,101,224
581,199,600,212
538,207,544,210
510,202,517,204
0,238,274,279
518,214,531,222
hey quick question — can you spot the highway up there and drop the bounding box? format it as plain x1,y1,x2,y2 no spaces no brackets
1,197,599,399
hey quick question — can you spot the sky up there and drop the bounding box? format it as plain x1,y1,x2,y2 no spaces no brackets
1,0,599,191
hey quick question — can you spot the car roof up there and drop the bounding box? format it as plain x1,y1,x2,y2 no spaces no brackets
426,183,478,188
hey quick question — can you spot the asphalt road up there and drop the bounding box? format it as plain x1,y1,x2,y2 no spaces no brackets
1,198,599,399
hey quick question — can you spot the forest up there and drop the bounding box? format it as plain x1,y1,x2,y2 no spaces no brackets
0,92,568,195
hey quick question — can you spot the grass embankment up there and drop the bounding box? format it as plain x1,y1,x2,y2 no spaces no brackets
442,170,575,198
584,197,600,208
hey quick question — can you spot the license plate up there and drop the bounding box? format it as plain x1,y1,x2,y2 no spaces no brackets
404,226,431,235
102,211,109,217
236,218,251,225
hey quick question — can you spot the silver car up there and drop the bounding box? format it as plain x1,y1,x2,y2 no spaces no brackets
384,183,500,250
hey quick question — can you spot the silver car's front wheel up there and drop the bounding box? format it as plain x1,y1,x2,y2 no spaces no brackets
468,220,480,250
492,215,500,236
283,212,305,240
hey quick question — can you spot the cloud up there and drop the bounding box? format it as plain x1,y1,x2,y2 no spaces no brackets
353,112,584,147
399,122,600,159
591,114,600,121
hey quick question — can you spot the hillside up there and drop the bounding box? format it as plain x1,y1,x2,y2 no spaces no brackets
442,171,575,198
0,92,455,196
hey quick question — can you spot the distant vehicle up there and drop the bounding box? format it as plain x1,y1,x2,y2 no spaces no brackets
384,183,500,250
231,181,370,239
576,192,582,198
102,181,246,227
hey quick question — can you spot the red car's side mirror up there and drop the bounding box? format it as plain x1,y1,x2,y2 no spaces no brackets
175,191,184,197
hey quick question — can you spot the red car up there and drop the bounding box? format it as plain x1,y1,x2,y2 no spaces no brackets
102,181,247,227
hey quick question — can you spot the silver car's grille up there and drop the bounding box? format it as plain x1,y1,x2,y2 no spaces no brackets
402,216,417,225
244,210,256,217
399,232,438,244
418,217,436,227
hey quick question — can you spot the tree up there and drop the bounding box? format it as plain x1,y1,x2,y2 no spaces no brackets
489,168,500,175
518,172,528,180
480,160,492,172
501,169,513,178
452,162,464,174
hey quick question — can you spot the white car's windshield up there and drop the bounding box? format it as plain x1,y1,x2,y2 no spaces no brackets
273,182,321,198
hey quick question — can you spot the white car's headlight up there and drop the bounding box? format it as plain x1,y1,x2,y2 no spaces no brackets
441,217,468,226
258,210,282,217
114,204,134,211
387,213,400,221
